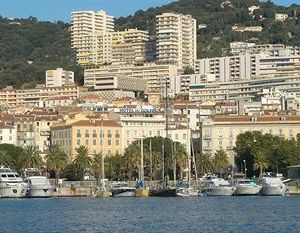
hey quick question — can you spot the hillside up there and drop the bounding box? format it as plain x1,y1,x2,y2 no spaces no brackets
0,0,299,88
0,16,83,89
115,0,300,58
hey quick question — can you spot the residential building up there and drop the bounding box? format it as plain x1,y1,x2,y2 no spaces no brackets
201,115,300,164
189,75,300,103
46,68,74,87
71,10,114,66
156,12,197,69
195,54,300,83
0,86,79,108
84,63,179,93
230,42,299,56
232,25,262,32
51,119,122,158
248,6,260,15
275,13,288,22
0,124,17,145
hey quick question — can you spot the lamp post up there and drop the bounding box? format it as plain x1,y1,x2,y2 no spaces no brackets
243,159,247,177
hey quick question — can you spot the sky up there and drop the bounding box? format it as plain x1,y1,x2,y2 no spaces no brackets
0,0,298,22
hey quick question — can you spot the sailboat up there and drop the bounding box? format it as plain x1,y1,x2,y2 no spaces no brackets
151,79,177,197
135,133,150,197
95,118,111,198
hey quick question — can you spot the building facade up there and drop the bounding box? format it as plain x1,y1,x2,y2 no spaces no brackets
46,68,74,87
156,12,197,69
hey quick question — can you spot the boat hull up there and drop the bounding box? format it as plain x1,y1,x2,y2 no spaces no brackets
27,185,54,198
0,183,27,198
202,186,236,196
151,188,177,197
235,185,261,196
177,188,199,197
260,185,286,196
135,188,150,197
95,190,112,198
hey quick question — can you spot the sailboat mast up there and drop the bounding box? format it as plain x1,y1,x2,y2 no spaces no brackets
186,101,191,188
164,78,169,189
101,117,105,188
140,133,144,182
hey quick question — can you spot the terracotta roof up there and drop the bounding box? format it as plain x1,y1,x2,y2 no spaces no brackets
71,120,122,127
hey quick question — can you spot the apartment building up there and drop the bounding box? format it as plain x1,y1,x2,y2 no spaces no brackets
0,86,79,108
71,10,114,66
51,119,123,158
0,124,17,145
156,12,197,69
46,68,74,87
201,115,300,164
230,42,300,56
195,54,300,83
189,75,300,103
275,13,288,22
84,63,179,93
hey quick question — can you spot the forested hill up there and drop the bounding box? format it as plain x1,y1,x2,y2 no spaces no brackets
0,16,83,89
0,0,300,88
115,0,300,58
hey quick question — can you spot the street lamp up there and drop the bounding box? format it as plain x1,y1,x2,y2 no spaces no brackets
243,159,247,177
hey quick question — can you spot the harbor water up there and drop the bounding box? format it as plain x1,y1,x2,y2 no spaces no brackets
0,197,299,233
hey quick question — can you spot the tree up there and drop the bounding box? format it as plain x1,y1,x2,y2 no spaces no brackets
171,142,187,180
254,150,269,177
62,163,84,181
0,150,13,167
199,153,213,175
73,146,92,172
19,145,43,170
91,153,102,180
45,144,68,183
213,149,229,176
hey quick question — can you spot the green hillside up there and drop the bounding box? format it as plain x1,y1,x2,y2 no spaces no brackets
0,0,299,88
0,16,83,89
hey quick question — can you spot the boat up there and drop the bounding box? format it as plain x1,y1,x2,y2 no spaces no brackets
258,174,287,196
201,174,236,196
0,167,28,198
23,169,54,198
111,182,135,197
134,134,149,197
234,179,261,196
177,187,199,197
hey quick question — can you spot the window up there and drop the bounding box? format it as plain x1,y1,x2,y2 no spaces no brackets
175,134,179,140
183,134,187,139
116,139,119,145
108,150,111,156
85,139,89,145
126,130,130,137
93,130,97,138
9,129,12,134
100,129,104,138
115,130,120,138
157,131,160,136
93,139,96,146
85,129,89,137
77,129,81,138
108,139,111,145
9,136,12,141
107,130,112,138
36,122,39,126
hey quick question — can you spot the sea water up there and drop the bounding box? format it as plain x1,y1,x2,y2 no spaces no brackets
0,196,299,233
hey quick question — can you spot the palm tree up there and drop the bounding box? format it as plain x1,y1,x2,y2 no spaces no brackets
200,153,213,175
45,144,68,183
254,150,269,177
19,145,43,170
91,153,102,180
73,146,92,172
0,150,13,168
123,142,140,180
172,143,187,180
213,149,229,176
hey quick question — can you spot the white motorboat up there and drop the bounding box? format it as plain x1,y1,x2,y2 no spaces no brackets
0,168,28,198
234,179,261,195
24,176,54,198
111,182,135,197
258,175,287,196
177,187,200,197
201,175,236,196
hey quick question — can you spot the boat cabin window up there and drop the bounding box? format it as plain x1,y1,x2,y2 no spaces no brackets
15,174,20,177
1,174,7,177
7,174,15,178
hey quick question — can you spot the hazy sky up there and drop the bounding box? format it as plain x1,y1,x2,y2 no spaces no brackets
0,0,297,22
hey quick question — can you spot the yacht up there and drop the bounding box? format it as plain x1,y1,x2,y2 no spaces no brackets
111,182,135,197
0,168,28,198
258,175,287,196
201,175,236,196
23,168,54,198
234,179,261,196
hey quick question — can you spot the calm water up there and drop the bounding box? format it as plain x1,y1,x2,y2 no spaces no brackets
0,197,299,233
